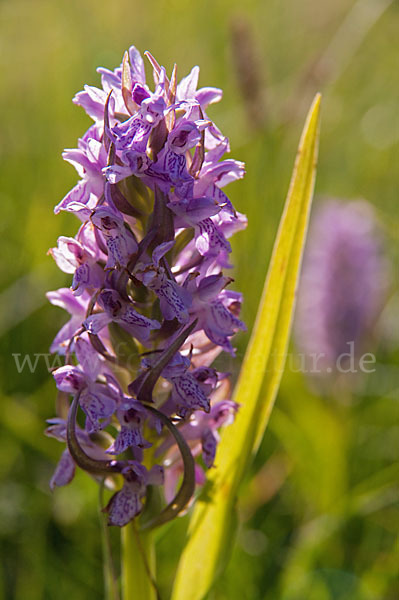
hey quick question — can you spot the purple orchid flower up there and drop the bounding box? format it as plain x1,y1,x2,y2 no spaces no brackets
91,205,138,269
45,417,110,489
46,44,246,527
134,241,192,324
46,288,90,354
105,462,164,527
53,337,119,432
295,199,390,376
83,288,161,344
54,125,107,217
49,224,104,296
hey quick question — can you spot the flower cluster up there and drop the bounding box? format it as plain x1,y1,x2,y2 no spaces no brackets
295,199,390,375
46,46,246,526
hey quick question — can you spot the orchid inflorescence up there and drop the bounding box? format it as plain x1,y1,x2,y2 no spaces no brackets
45,45,247,527
295,199,390,377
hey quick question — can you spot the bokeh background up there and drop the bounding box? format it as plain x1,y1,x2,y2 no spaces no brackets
0,0,398,598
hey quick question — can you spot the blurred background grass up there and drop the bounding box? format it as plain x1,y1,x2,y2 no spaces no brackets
0,0,398,598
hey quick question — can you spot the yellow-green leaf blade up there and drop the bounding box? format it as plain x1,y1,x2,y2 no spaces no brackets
253,95,321,451
171,94,321,600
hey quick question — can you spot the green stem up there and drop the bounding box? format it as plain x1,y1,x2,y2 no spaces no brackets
99,482,120,600
122,521,158,600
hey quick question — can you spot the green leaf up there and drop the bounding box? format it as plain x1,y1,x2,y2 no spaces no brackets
171,94,321,600
139,405,196,531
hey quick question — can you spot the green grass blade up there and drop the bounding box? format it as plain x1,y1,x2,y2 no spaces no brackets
171,94,321,600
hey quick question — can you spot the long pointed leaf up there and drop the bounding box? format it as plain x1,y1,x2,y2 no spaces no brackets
172,94,321,600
